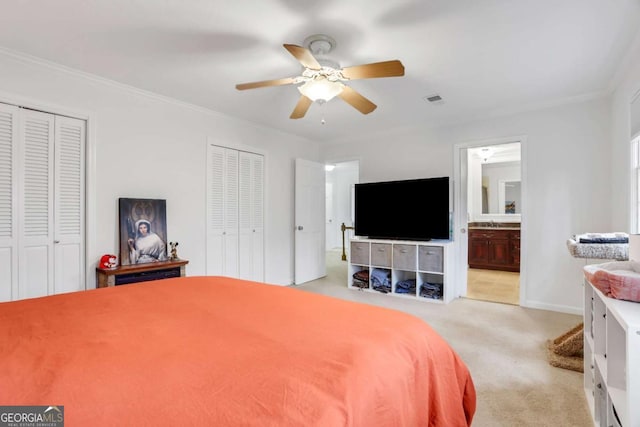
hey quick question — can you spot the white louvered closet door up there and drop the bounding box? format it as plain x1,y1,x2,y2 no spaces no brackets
0,103,85,302
224,149,239,277
18,109,55,299
0,104,19,302
238,151,264,281
54,116,85,294
206,145,224,275
206,145,239,277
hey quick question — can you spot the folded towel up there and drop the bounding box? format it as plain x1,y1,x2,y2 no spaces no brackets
575,232,629,244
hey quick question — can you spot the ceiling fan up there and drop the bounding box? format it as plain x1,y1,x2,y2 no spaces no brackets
235,34,405,119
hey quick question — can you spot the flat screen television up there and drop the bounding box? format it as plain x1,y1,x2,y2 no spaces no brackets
354,177,450,241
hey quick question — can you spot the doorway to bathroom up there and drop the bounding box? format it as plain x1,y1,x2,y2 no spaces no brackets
454,137,525,306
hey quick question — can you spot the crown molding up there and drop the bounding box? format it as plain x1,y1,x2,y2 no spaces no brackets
0,46,314,144
607,25,640,94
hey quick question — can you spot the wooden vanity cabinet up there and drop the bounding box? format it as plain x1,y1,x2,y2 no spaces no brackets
468,229,520,272
509,231,520,268
468,234,490,265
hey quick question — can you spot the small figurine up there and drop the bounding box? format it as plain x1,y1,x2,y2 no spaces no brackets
99,254,117,269
169,241,179,261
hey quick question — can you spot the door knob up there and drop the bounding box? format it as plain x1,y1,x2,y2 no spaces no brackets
460,228,466,233
297,226,304,231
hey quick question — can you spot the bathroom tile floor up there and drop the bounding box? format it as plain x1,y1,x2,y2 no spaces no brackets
466,268,520,305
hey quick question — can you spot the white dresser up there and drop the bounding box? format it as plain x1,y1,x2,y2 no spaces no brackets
583,279,640,427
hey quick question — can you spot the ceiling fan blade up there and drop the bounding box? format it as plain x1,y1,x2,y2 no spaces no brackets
236,77,296,91
283,44,322,70
341,60,405,80
290,95,313,119
339,86,377,115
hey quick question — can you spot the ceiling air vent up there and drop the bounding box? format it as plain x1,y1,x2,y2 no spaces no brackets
423,94,444,105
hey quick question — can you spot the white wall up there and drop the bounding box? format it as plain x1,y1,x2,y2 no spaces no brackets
0,51,321,287
610,35,640,231
323,97,612,314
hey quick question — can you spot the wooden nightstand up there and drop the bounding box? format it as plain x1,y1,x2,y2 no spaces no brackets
96,259,189,288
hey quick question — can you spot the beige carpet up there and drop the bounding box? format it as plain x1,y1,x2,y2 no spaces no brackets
295,250,592,427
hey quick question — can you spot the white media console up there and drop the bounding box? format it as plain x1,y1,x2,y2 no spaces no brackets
347,238,454,303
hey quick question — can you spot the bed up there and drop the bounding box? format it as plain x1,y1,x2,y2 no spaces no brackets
0,276,476,426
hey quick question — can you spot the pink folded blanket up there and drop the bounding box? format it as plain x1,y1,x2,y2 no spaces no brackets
583,261,640,302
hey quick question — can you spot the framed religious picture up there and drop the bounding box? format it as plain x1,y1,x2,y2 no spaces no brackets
118,198,168,265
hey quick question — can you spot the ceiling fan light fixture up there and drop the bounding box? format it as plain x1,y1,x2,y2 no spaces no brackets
297,78,345,102
236,36,404,118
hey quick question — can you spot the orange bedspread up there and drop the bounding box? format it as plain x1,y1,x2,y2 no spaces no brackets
0,276,475,426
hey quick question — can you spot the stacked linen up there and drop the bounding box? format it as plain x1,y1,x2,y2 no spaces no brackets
352,270,369,288
395,279,416,295
419,282,443,300
566,232,629,261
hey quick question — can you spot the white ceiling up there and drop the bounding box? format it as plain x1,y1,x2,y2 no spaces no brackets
2,0,639,143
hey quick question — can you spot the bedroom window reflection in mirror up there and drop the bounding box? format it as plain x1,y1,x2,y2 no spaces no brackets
470,142,521,219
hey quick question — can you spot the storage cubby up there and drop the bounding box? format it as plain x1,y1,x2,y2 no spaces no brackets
348,238,453,303
583,279,640,427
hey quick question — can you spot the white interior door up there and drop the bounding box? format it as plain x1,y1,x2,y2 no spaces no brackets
238,151,264,282
0,103,86,302
53,116,85,294
19,109,55,299
223,149,239,277
295,158,326,284
250,153,264,281
206,145,239,278
206,145,225,275
0,103,18,302
454,146,469,298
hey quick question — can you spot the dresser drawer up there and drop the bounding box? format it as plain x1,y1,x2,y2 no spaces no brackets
393,244,416,270
350,242,370,265
371,243,392,267
418,246,443,273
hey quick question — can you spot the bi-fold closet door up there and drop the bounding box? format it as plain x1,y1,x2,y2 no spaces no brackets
0,103,85,302
206,144,264,281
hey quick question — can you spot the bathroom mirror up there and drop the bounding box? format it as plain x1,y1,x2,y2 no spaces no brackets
469,142,521,220
481,164,521,214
